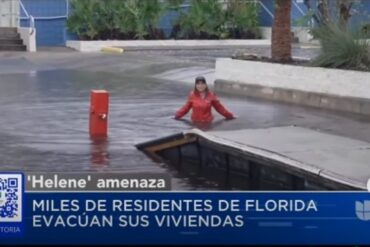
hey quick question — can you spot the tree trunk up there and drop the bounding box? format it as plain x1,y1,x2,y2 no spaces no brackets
271,0,292,62
338,0,353,30
318,0,331,24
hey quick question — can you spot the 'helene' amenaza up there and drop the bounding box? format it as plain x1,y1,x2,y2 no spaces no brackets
28,175,166,189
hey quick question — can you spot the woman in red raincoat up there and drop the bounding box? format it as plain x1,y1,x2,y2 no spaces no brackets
174,76,236,123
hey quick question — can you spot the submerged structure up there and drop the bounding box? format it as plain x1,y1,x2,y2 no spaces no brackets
137,126,369,190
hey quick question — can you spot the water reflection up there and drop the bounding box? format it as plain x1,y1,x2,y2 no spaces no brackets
90,137,110,167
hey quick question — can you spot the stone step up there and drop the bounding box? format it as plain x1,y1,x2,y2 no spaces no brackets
0,44,26,51
0,38,23,45
0,33,21,39
0,27,18,35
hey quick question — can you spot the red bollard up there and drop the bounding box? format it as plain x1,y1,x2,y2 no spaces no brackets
89,90,109,137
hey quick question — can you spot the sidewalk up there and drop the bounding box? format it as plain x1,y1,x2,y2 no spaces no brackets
137,126,370,190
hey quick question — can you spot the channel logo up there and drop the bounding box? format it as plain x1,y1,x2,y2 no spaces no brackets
356,200,370,221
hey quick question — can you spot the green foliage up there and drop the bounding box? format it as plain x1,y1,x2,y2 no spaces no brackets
174,0,226,39
94,0,126,39
311,24,370,71
225,0,261,39
119,0,164,39
67,0,261,40
66,0,99,40
67,0,165,40
172,0,260,39
165,0,185,11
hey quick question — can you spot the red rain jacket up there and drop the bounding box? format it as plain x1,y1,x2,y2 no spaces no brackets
175,91,234,122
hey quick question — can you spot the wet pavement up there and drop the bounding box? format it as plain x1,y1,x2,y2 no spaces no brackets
0,45,369,190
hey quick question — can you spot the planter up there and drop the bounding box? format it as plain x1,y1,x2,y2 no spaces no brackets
66,39,271,52
215,58,370,115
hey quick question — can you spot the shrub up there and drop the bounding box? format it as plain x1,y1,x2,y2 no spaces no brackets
67,0,100,40
67,0,165,40
225,0,261,39
311,24,370,71
172,0,226,39
67,0,261,40
171,0,260,39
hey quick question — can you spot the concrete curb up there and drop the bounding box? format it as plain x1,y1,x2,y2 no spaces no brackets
215,58,370,116
66,40,271,52
215,79,370,116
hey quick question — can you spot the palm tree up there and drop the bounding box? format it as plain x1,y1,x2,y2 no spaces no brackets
271,0,292,62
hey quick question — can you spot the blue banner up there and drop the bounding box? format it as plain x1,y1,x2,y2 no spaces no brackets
1,192,370,245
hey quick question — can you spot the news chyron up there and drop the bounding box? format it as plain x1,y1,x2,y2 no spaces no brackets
1,172,370,245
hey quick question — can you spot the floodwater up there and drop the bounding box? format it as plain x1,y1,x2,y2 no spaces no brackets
0,69,240,190
2,49,370,190
0,70,181,168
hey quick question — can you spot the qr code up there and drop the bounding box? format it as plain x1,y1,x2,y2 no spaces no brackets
0,174,22,222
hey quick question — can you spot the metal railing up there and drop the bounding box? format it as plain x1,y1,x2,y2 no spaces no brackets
18,0,35,34
18,0,69,34
258,1,274,19
20,0,69,20
18,0,69,35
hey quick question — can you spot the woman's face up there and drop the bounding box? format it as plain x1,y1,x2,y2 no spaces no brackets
195,81,207,92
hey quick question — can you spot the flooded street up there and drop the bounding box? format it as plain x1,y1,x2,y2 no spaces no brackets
1,47,370,190
0,69,204,189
